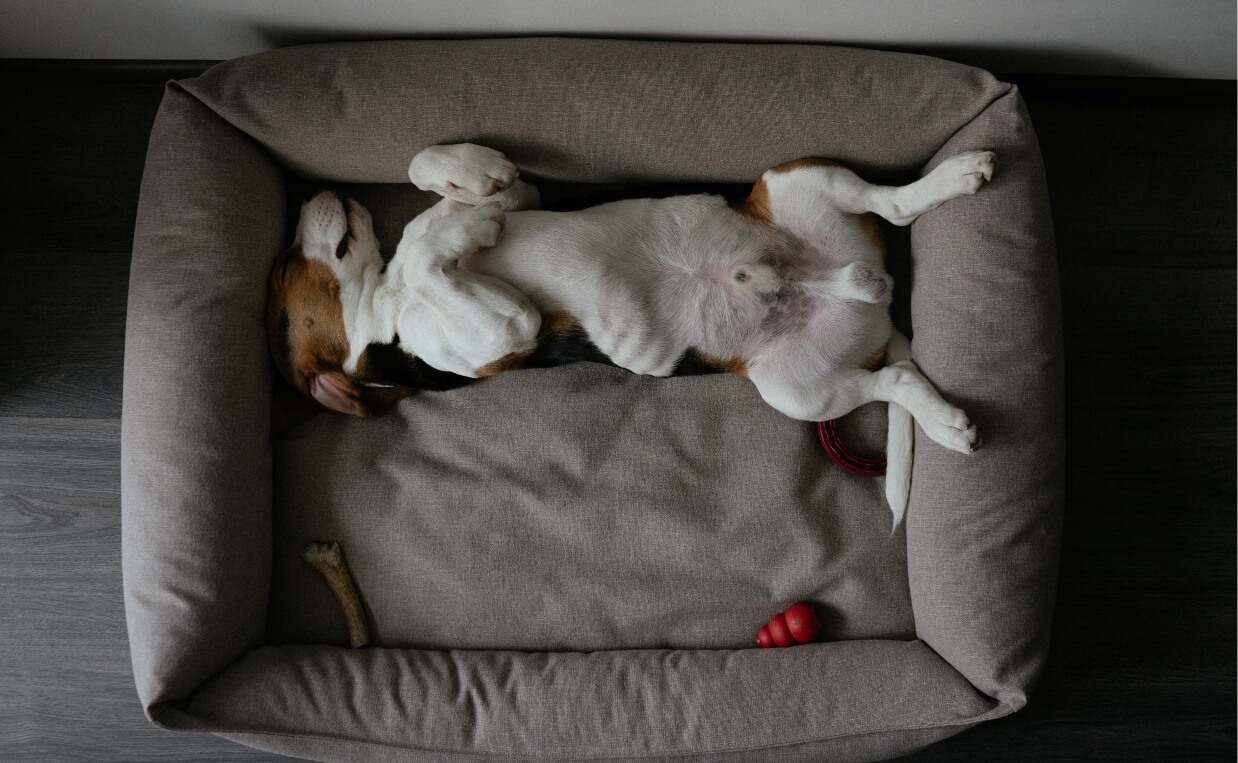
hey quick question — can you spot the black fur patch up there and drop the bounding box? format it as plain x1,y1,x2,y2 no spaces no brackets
521,330,726,378
522,326,618,370
358,338,475,393
362,333,724,389
670,349,728,377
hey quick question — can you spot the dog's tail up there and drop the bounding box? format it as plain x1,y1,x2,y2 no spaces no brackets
884,329,914,528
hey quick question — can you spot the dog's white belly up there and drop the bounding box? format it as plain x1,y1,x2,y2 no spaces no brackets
458,197,736,375
457,194,890,376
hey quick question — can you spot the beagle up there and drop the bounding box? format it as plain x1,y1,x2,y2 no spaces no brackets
268,143,994,523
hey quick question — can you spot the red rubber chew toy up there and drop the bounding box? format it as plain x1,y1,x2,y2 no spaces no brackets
768,614,795,647
756,601,823,647
784,602,823,642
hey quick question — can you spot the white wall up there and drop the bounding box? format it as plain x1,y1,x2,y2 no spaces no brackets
0,0,1233,78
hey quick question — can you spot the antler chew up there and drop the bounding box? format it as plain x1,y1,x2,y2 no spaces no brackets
302,542,369,648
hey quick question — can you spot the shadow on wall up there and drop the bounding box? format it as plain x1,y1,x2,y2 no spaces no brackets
250,26,1167,78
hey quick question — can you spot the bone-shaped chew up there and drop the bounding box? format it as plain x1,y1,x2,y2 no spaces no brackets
302,542,369,648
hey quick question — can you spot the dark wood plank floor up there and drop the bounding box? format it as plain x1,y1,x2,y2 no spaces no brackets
0,62,1233,761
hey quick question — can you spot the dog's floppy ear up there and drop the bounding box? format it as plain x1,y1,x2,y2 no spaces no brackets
309,371,412,419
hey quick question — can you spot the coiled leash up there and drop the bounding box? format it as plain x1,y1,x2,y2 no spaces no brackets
816,420,886,477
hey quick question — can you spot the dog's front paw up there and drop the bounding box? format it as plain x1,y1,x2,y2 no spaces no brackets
409,144,519,201
421,202,507,256
458,202,506,248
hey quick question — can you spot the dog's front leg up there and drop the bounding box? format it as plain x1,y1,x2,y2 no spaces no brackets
408,143,540,211
393,204,541,377
400,198,473,243
379,198,474,285
399,201,507,270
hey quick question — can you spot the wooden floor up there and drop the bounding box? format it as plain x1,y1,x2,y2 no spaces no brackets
0,62,1233,761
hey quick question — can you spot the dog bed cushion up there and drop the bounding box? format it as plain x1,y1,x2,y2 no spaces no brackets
123,38,1062,761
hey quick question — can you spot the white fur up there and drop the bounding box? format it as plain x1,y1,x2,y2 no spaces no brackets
293,193,401,375
299,144,993,525
884,329,915,526
393,201,541,375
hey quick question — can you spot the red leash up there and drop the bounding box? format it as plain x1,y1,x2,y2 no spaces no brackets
816,420,886,477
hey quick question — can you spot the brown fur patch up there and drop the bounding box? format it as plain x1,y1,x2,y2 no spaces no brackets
706,355,750,377
864,342,889,372
475,347,537,378
737,157,849,222
539,311,582,335
266,247,350,392
857,212,887,265
474,311,582,377
736,177,773,222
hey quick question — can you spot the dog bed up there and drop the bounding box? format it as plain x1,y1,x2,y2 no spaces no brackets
123,38,1063,761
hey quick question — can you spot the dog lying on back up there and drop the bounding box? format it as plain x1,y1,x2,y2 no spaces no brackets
267,143,993,523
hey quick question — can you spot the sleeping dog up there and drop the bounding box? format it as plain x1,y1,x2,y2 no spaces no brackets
267,143,993,523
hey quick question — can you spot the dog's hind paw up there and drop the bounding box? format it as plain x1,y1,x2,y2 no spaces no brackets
930,151,998,197
919,404,981,455
834,262,891,303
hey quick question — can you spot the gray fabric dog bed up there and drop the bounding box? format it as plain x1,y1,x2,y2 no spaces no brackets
122,38,1063,761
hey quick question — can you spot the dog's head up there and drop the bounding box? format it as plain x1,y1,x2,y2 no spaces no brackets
266,191,412,421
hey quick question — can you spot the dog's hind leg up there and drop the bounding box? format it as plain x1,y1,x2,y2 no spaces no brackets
749,358,978,455
743,152,996,232
863,361,979,455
